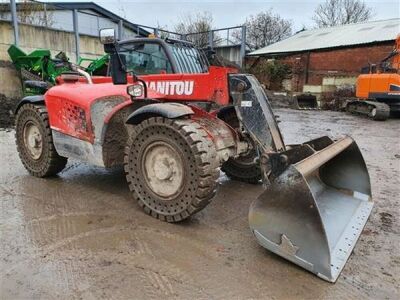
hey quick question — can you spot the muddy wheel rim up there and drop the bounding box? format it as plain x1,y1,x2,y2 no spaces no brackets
370,108,377,117
142,141,185,199
23,121,43,160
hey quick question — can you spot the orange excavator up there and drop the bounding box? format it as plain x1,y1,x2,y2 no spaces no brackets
346,35,400,120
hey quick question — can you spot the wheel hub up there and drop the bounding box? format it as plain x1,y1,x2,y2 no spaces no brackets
142,142,184,199
23,121,43,160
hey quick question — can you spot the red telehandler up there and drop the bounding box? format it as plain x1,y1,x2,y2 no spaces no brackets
14,28,373,282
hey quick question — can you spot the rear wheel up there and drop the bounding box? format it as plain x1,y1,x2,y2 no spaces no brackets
219,108,261,184
124,117,219,222
15,104,67,177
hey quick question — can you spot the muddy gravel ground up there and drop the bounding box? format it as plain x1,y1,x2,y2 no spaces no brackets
1,109,399,299
0,94,18,128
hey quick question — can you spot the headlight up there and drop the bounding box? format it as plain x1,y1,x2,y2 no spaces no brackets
127,84,144,97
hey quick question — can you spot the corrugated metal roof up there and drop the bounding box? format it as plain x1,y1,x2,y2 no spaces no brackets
0,2,150,36
248,18,400,56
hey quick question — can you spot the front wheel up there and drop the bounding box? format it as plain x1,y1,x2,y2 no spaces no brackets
124,117,219,222
15,104,67,177
218,108,261,184
221,150,261,184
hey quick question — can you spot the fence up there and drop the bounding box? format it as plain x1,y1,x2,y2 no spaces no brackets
183,26,246,66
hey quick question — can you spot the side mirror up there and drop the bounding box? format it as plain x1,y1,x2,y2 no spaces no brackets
99,28,116,44
99,28,127,85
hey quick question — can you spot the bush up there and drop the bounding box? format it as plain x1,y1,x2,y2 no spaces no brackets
320,84,356,111
246,60,290,90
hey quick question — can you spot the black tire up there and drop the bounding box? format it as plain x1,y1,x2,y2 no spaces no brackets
219,108,261,184
15,104,67,177
124,117,219,222
221,154,261,184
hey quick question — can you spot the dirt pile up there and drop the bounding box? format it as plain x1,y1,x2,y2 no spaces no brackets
0,94,18,128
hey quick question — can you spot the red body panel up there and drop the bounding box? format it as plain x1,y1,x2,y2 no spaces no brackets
45,82,131,142
46,66,236,143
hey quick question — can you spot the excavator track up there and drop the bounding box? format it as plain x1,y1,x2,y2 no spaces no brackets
346,100,390,121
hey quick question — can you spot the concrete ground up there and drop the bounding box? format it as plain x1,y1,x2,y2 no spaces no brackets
1,109,399,299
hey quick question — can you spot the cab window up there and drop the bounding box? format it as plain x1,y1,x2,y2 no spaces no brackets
120,43,173,75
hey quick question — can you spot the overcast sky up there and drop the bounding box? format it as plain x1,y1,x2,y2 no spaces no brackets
51,0,400,32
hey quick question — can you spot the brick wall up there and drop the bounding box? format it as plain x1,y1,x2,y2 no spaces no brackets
246,42,395,92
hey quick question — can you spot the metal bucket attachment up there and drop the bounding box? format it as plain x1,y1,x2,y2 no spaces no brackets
293,94,319,110
249,136,373,282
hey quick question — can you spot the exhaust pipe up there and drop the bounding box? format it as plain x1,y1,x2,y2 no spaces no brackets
249,136,373,282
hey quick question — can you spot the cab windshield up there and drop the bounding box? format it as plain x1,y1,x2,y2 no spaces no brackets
118,41,208,75
119,42,173,75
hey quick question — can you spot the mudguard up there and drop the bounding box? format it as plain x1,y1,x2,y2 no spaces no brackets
15,95,45,113
126,102,194,125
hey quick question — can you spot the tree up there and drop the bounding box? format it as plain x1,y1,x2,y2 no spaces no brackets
174,12,217,48
156,23,171,39
313,0,373,28
116,0,127,19
237,9,292,51
246,59,291,90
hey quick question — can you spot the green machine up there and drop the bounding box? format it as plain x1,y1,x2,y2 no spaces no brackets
8,45,109,96
78,55,109,76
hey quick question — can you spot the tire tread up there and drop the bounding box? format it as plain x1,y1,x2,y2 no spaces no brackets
15,104,67,177
124,117,219,222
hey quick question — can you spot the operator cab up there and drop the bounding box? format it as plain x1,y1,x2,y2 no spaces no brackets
118,38,208,75
99,28,209,84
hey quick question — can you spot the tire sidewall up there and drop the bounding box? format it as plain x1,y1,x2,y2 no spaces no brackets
125,122,200,217
16,105,51,175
